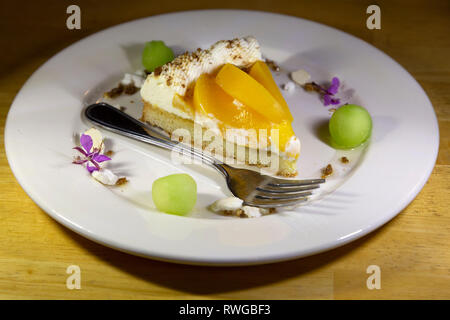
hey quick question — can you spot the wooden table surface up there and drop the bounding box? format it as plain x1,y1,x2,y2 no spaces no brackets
0,0,449,299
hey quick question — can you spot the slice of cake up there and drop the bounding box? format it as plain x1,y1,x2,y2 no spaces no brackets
140,37,300,176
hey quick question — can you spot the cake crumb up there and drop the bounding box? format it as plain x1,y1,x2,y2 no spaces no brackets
209,197,275,218
265,58,280,71
119,106,127,112
303,82,321,93
123,83,139,95
235,208,247,218
104,83,139,99
321,164,333,178
115,177,128,186
340,156,349,164
105,150,114,157
104,84,124,99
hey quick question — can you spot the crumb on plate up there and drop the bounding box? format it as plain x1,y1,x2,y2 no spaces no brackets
340,156,349,164
303,82,321,93
104,83,139,99
115,177,128,186
265,58,280,71
209,197,276,218
321,164,333,178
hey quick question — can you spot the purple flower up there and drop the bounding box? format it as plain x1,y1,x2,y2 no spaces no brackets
318,77,341,106
73,134,111,173
323,94,340,106
327,77,340,95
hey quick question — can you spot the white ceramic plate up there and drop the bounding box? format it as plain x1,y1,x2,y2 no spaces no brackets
5,10,439,266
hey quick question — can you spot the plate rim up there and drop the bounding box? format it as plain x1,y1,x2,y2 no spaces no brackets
4,9,439,266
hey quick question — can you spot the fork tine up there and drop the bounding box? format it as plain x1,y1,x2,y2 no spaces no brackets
257,184,320,193
266,178,325,187
245,197,308,208
255,192,312,201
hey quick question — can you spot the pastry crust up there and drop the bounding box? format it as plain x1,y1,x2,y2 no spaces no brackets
141,101,297,177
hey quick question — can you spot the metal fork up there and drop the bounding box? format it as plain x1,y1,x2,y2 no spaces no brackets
85,103,325,208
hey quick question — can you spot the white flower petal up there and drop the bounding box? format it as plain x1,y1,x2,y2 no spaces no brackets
83,128,104,152
91,169,120,185
291,69,311,86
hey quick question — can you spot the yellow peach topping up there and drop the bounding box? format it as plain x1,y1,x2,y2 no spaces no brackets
215,64,291,123
173,62,297,153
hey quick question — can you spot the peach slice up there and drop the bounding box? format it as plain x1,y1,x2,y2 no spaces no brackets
193,74,271,130
215,64,290,123
249,61,293,122
271,120,298,158
193,74,296,152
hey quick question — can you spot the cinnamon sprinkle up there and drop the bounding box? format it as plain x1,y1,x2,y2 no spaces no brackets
153,66,163,76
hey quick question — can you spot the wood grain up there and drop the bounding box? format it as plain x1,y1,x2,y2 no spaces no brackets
0,0,449,299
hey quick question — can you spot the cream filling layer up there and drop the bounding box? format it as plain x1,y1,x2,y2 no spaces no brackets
141,37,262,120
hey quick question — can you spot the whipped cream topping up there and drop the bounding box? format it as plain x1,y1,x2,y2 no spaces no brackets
284,136,301,159
141,37,262,120
140,37,300,157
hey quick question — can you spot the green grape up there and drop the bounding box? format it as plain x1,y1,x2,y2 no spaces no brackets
152,173,197,216
142,40,175,72
329,104,372,149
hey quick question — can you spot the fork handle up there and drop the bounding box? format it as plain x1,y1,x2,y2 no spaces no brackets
84,103,227,175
